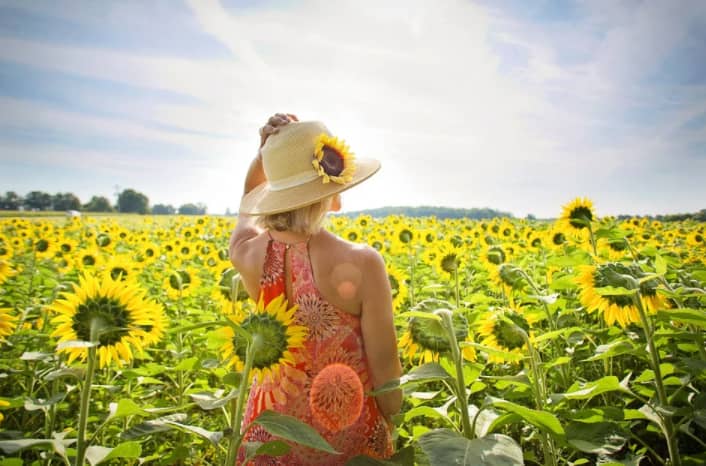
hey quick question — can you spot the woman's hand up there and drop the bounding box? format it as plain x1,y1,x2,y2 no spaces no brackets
259,113,299,148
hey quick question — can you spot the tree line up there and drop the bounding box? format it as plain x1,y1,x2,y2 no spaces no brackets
0,189,208,215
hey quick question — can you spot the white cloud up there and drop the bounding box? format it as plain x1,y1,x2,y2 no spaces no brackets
0,0,704,216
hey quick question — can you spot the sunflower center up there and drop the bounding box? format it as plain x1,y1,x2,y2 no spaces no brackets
409,313,468,353
234,314,288,369
440,253,459,273
569,206,593,229
608,239,628,252
110,267,129,281
35,239,49,253
487,246,506,265
492,312,529,351
320,147,344,176
398,229,413,243
72,296,131,346
82,254,96,266
552,232,566,245
169,271,192,290
498,264,524,289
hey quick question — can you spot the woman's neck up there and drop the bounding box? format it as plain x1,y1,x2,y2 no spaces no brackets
268,228,318,244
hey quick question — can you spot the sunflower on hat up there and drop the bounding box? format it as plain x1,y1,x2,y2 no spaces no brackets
312,134,356,184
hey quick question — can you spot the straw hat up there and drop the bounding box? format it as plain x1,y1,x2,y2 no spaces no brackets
239,121,380,215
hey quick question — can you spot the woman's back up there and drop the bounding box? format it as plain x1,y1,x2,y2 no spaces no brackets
236,229,393,465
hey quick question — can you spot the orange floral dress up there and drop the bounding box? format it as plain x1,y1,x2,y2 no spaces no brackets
240,236,393,465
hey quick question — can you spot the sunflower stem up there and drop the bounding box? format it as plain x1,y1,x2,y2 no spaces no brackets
225,334,259,466
454,268,460,309
439,310,473,439
633,293,681,466
409,245,416,307
75,321,100,466
517,323,558,466
587,223,598,257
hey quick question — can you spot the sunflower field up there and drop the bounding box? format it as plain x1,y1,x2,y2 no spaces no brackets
0,198,705,465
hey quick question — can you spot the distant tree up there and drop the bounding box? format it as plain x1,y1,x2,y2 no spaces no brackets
695,209,706,222
83,196,114,212
0,191,22,210
152,204,176,215
117,189,149,214
52,192,81,211
526,213,537,221
178,203,207,215
24,191,52,211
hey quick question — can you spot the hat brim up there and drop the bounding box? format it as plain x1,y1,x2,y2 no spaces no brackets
239,158,381,215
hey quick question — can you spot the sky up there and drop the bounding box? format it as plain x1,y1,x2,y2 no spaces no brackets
0,0,705,218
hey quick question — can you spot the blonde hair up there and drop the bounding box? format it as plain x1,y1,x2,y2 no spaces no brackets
257,196,334,235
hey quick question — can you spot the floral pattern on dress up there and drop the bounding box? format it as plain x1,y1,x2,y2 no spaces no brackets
240,237,393,465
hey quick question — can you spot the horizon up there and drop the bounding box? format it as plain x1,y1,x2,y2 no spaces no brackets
1,1,705,219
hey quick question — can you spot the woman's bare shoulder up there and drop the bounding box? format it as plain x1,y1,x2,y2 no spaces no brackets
323,231,384,267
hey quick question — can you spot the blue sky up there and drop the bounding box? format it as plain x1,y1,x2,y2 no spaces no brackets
0,0,704,217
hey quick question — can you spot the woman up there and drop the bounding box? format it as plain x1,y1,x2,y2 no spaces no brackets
229,113,402,464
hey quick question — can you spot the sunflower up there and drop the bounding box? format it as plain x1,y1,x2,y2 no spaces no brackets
136,242,160,264
559,197,596,232
50,274,167,368
434,240,466,277
102,254,140,283
0,308,17,342
575,262,668,327
217,293,307,388
31,235,58,259
597,238,630,261
477,307,531,363
398,310,476,364
386,263,409,314
74,247,104,270
687,230,704,248
0,399,9,425
0,259,16,285
163,266,202,299
0,238,14,261
490,263,526,297
312,133,356,184
480,244,509,268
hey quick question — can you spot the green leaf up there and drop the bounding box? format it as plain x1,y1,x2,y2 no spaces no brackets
24,392,66,411
403,406,454,427
85,442,142,465
547,249,592,267
583,339,638,361
551,376,628,403
418,428,523,466
0,434,74,460
397,310,442,321
657,308,706,329
174,356,199,371
120,413,188,440
190,390,239,410
369,363,452,395
487,397,565,439
533,327,584,344
242,440,292,463
253,410,338,454
594,286,637,297
655,254,667,275
565,422,626,455
57,340,97,350
163,421,223,446
108,398,149,420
